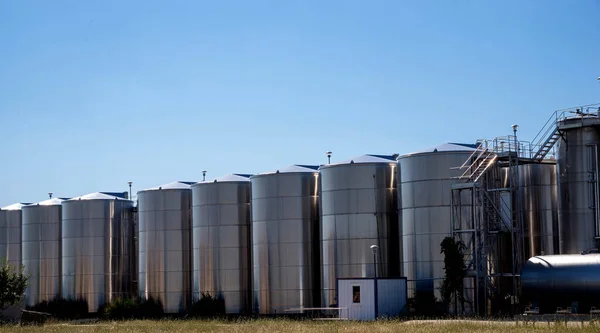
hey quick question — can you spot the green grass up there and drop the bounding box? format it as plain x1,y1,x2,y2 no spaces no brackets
2,319,600,332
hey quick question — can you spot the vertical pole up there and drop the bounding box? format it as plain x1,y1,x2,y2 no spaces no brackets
512,124,522,314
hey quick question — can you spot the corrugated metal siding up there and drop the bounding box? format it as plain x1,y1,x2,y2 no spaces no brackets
376,279,407,317
338,279,376,320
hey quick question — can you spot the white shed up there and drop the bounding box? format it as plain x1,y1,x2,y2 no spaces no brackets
337,278,407,320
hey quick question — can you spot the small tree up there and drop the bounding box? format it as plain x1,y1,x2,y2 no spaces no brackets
0,259,28,310
440,237,467,314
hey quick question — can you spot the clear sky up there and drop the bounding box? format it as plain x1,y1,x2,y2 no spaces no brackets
1,0,599,205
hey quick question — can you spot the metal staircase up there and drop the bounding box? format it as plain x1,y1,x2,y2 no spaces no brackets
458,142,498,183
451,137,522,316
531,104,600,162
532,128,559,161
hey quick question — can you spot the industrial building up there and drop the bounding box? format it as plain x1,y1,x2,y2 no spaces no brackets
61,192,134,312
1,203,29,272
251,165,321,315
6,102,600,317
22,198,67,307
397,143,477,311
192,174,252,314
320,154,399,308
337,277,407,320
137,181,194,314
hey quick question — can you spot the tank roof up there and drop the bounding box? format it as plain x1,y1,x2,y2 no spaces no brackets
28,198,69,206
196,174,252,184
1,203,30,210
142,181,196,191
254,164,319,176
325,154,397,167
66,192,131,201
400,143,477,157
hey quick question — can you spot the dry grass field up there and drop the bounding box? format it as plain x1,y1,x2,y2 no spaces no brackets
1,319,600,333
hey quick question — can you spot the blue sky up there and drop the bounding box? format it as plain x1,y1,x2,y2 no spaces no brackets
1,0,599,205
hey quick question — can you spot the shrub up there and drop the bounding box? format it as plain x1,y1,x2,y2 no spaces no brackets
27,297,89,320
189,292,225,318
0,259,28,310
136,297,164,319
102,297,163,320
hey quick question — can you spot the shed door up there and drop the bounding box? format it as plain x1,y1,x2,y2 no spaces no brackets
338,280,375,320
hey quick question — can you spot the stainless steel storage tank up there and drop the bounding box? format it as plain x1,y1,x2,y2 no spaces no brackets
137,181,194,314
521,254,600,312
556,116,600,254
397,143,476,301
320,154,399,308
0,203,30,271
62,192,134,312
505,163,559,259
251,165,320,314
22,198,67,306
192,174,252,314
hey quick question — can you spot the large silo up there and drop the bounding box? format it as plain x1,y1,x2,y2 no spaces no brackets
62,192,134,312
501,163,559,259
192,174,252,314
556,115,600,254
397,144,476,301
137,181,194,313
251,165,320,314
22,198,67,307
320,154,399,308
0,203,30,271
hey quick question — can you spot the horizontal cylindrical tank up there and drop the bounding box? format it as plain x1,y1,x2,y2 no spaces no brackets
22,198,67,307
0,203,29,271
320,154,399,308
62,192,134,312
192,174,252,314
137,181,194,313
521,254,600,312
556,116,600,254
397,144,476,301
251,165,320,314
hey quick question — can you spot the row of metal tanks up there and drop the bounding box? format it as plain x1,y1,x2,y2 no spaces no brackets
0,143,559,314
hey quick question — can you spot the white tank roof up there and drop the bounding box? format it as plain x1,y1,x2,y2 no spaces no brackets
29,198,68,206
67,192,130,201
256,165,319,176
199,174,252,184
328,154,397,166
1,203,30,210
143,181,195,191
401,143,477,157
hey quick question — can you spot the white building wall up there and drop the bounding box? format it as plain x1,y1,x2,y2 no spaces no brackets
338,279,376,320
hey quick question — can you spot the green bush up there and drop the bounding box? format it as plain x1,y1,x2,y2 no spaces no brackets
0,259,28,310
27,297,89,319
102,297,163,320
189,292,225,318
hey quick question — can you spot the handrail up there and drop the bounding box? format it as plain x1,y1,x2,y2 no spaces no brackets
460,145,491,180
474,155,498,183
457,140,487,170
531,110,560,150
531,104,600,158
